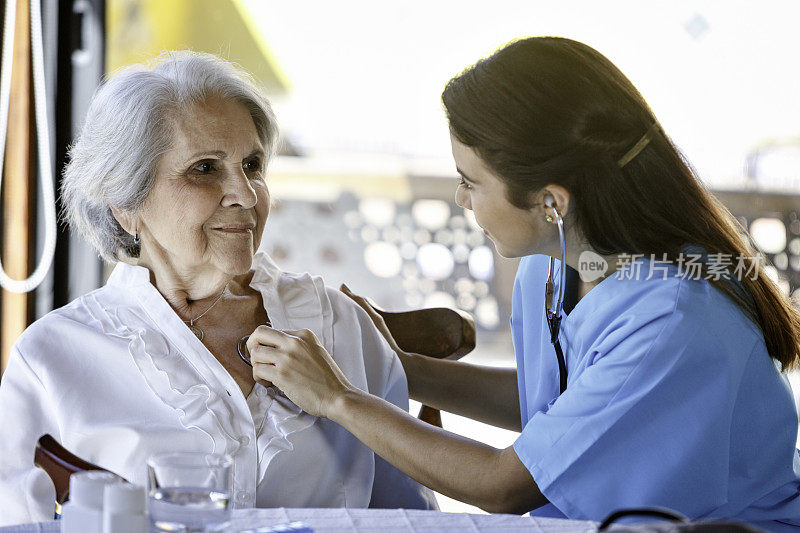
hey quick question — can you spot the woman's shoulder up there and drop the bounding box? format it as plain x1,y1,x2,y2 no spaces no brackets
250,252,394,353
251,252,380,328
13,284,124,363
265,270,400,394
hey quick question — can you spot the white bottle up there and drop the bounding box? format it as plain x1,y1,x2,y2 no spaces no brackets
103,482,147,533
61,471,119,533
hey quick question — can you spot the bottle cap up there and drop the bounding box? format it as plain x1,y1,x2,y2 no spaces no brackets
103,482,146,514
69,471,119,509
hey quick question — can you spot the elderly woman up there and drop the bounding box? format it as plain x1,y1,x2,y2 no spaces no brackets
0,51,435,525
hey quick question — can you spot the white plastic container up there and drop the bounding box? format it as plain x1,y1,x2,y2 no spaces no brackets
61,471,119,533
103,482,147,533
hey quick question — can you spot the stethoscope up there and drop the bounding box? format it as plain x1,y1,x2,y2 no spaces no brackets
544,198,569,395
237,320,289,398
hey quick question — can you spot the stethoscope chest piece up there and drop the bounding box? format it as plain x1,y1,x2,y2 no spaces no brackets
237,335,252,366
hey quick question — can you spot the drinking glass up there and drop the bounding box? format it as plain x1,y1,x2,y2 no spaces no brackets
147,452,233,532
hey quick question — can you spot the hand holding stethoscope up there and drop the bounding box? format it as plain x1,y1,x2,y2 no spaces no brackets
237,320,288,397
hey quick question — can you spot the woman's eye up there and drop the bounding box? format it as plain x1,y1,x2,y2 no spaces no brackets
243,159,262,173
191,161,215,174
459,177,473,190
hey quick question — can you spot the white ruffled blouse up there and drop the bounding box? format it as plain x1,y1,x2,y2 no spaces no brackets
0,252,436,525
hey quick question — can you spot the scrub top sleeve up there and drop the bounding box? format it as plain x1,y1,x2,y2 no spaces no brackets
513,290,738,520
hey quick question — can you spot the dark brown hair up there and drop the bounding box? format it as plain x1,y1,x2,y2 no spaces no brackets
443,36,800,370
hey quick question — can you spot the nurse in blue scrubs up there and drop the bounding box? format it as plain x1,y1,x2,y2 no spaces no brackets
246,37,800,530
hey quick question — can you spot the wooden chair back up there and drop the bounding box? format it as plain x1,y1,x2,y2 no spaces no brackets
34,434,120,507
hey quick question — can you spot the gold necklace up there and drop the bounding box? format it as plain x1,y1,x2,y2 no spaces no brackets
182,284,228,341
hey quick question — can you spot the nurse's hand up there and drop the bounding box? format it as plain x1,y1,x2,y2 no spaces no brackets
246,326,353,419
339,284,405,356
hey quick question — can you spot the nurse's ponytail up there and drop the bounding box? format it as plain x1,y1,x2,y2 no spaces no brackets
442,36,800,370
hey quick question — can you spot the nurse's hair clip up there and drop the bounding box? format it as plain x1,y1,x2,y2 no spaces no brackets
617,122,659,168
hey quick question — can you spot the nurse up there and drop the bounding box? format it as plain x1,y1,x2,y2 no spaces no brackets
246,37,800,529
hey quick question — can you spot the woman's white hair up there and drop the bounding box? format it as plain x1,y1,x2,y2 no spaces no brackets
61,50,279,262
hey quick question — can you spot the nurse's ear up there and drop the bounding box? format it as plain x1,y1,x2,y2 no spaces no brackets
539,185,571,223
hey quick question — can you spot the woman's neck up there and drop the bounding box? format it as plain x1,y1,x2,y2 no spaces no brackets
560,227,624,297
133,254,234,321
162,281,230,321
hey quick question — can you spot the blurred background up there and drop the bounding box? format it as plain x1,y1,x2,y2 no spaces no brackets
2,0,799,513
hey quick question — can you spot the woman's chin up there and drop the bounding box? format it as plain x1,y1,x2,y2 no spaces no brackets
491,240,525,259
214,250,256,276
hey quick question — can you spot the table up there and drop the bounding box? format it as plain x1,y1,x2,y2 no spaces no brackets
0,508,597,532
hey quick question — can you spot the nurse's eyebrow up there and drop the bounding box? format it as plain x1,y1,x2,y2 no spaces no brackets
456,167,478,183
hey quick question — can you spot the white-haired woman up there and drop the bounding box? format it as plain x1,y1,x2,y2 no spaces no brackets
0,51,435,526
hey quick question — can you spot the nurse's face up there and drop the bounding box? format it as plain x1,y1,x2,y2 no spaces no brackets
137,95,269,278
450,134,550,258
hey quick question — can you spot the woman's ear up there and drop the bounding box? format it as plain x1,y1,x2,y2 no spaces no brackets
109,205,140,237
540,185,572,219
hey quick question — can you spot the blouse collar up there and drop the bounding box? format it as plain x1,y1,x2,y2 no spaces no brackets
106,259,153,289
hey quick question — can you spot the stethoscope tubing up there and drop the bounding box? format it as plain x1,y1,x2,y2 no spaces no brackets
546,206,569,394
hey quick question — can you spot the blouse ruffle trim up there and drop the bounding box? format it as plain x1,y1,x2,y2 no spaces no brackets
248,252,333,483
100,253,334,477
83,290,242,457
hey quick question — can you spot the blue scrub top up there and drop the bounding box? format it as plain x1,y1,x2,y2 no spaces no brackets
511,254,800,531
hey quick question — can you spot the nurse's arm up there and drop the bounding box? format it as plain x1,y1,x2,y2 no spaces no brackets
249,327,545,514
400,352,521,432
331,386,545,514
341,286,521,432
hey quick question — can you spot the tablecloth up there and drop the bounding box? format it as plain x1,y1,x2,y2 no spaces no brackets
0,508,597,532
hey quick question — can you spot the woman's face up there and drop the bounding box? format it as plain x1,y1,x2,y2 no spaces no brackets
450,133,550,258
138,95,269,278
